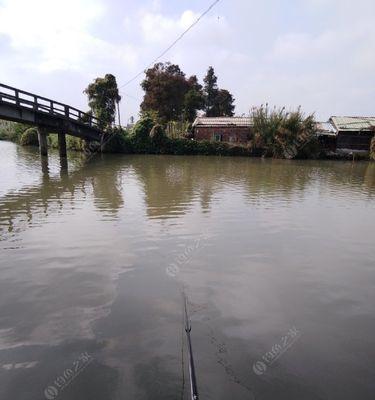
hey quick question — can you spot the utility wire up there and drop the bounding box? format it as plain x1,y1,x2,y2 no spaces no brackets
119,0,221,89
120,91,140,102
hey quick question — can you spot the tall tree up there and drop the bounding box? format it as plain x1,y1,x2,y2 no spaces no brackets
203,66,218,117
141,62,191,123
203,66,235,117
183,75,205,122
84,74,121,130
212,89,235,117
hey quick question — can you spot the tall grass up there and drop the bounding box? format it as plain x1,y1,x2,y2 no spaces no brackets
251,105,320,159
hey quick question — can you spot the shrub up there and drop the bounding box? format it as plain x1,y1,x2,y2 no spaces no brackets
0,122,29,143
66,136,84,151
149,124,167,148
251,105,319,159
130,116,154,152
20,127,39,146
102,127,133,153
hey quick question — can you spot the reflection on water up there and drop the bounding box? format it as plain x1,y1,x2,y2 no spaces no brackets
0,141,374,399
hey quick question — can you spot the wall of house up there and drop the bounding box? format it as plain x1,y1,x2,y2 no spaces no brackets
337,131,374,151
318,135,337,152
194,126,251,144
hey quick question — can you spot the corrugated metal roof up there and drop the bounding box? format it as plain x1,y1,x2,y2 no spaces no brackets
330,116,375,131
316,121,337,136
193,117,253,127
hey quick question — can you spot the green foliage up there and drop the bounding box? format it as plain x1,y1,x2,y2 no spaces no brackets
0,122,28,143
130,116,155,152
139,110,160,125
102,127,132,153
84,74,121,129
20,127,39,146
213,89,235,117
66,136,85,151
203,66,218,116
166,138,251,156
140,63,236,122
98,117,250,157
165,120,191,139
203,66,235,117
149,124,167,148
183,76,205,122
251,105,319,159
141,63,204,123
141,62,181,122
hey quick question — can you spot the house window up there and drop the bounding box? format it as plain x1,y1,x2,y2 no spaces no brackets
213,133,222,142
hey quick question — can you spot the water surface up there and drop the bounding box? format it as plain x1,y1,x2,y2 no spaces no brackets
0,141,374,399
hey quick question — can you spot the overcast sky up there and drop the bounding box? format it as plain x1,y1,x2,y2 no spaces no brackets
1,0,374,123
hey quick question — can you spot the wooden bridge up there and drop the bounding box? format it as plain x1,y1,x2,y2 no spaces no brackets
0,83,105,158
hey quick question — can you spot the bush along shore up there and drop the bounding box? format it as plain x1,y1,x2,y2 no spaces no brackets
0,115,372,160
0,117,255,158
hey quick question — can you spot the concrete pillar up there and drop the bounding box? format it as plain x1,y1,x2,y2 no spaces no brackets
58,132,67,158
37,127,48,157
41,156,49,180
60,156,68,177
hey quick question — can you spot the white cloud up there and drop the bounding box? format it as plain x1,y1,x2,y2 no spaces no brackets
137,8,231,53
140,10,198,43
1,0,375,122
0,0,137,72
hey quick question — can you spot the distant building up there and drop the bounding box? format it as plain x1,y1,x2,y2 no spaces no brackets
330,116,375,153
192,117,252,144
317,116,375,153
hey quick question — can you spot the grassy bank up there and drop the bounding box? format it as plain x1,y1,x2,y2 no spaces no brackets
0,119,254,157
0,118,372,160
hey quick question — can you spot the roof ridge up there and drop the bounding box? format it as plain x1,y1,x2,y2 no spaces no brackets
331,115,375,119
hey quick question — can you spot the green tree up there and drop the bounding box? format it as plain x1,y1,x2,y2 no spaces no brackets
183,75,205,122
84,74,121,130
203,66,235,117
203,66,218,117
211,89,235,117
141,62,190,123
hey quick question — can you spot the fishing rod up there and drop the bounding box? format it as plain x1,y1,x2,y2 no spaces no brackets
183,291,199,400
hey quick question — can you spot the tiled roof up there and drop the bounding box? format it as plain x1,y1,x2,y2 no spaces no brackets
330,116,375,131
193,117,253,127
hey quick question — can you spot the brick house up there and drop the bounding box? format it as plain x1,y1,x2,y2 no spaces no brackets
192,117,252,144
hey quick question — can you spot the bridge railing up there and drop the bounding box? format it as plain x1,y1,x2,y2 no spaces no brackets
0,83,102,130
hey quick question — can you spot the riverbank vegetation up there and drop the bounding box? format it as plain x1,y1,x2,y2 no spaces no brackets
1,63,373,160
1,112,372,160
251,105,321,159
101,116,252,156
0,118,252,157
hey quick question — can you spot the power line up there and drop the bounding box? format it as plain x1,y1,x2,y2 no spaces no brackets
119,0,221,89
120,91,140,102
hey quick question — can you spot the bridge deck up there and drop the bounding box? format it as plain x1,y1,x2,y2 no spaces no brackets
0,83,104,141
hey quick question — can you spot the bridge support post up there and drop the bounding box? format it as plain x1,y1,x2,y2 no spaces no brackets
37,127,48,157
58,132,67,158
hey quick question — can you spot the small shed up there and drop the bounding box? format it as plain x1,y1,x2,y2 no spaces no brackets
192,117,253,144
330,116,375,152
